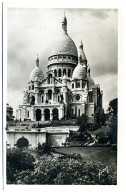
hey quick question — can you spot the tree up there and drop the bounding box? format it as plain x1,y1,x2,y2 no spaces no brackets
108,98,118,116
76,114,89,135
107,117,117,145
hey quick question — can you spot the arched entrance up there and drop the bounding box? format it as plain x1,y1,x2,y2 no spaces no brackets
44,109,50,121
30,96,35,105
17,137,29,148
36,109,41,121
53,108,59,120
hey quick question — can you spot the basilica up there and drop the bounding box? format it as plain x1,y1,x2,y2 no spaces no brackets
16,15,103,123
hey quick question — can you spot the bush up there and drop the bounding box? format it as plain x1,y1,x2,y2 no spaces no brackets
7,149,117,185
107,117,117,144
96,132,109,144
7,148,35,184
37,143,52,154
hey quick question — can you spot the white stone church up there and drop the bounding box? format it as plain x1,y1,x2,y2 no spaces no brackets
16,15,103,123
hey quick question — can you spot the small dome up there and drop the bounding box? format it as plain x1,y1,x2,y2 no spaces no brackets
29,66,44,81
72,62,87,80
50,33,78,58
87,75,95,90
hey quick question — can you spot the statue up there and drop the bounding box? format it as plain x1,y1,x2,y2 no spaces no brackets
23,90,29,104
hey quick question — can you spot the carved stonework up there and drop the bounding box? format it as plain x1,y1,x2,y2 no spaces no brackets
23,91,29,104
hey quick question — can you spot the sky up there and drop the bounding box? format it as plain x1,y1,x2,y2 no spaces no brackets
7,8,118,116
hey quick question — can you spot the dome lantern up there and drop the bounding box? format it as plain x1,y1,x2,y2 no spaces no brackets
79,41,87,65
35,54,39,67
62,12,67,34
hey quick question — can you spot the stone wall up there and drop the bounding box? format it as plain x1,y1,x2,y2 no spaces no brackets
7,131,46,148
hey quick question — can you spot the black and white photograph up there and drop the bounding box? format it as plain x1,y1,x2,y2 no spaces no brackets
1,0,125,191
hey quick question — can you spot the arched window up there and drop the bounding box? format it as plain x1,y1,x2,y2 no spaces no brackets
42,96,44,103
58,69,61,77
58,95,60,102
78,109,80,117
71,109,74,116
72,83,74,88
76,95,80,101
89,92,92,102
48,89,52,100
27,111,29,118
32,85,34,90
76,82,80,88
54,69,57,77
48,74,52,84
75,107,77,116
82,83,85,88
31,96,35,105
68,69,71,77
63,69,66,75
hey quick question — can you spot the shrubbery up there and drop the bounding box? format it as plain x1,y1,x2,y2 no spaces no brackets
37,143,52,154
7,148,117,185
7,148,35,184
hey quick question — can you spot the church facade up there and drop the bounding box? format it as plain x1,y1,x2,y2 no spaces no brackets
16,15,103,123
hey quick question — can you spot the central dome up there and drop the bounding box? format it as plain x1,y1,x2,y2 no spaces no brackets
49,15,78,58
50,33,78,58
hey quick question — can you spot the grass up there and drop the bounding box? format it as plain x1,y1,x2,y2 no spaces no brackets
55,147,117,172
89,126,111,136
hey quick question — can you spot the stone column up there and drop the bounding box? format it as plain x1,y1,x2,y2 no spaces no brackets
19,108,21,120
41,109,44,121
30,108,34,121
50,109,53,120
37,133,39,146
66,69,68,77
52,93,55,102
59,106,64,119
45,93,47,102
80,80,82,89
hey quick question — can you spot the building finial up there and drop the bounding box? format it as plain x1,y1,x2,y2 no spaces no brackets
62,12,67,34
79,40,83,49
35,54,39,67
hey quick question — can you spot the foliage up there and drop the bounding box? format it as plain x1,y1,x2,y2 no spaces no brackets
107,117,117,145
7,149,117,185
69,131,92,143
94,108,105,126
37,143,52,154
96,132,109,144
108,98,118,116
88,123,101,131
7,148,35,184
76,114,89,134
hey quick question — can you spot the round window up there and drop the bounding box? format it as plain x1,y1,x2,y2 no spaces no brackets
76,95,80,101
